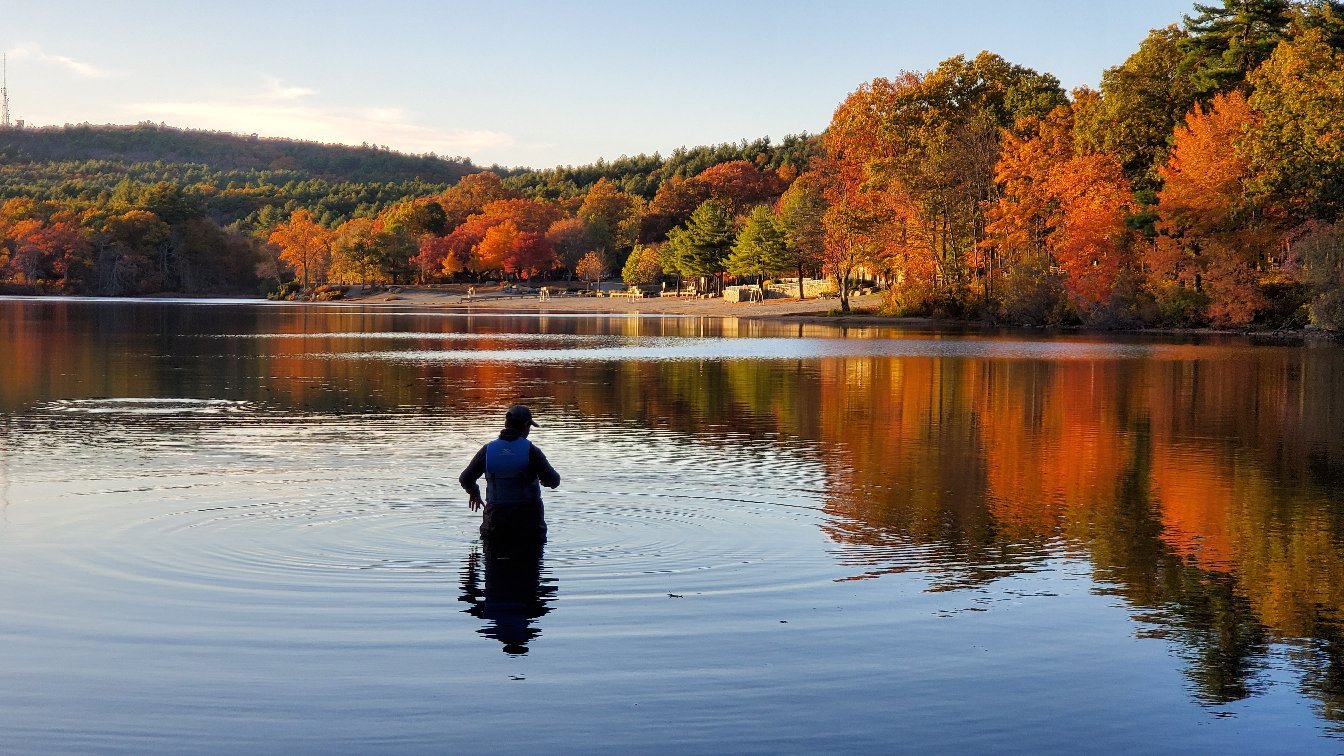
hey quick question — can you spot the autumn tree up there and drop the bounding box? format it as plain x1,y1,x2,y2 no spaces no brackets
504,232,556,279
437,171,514,229
381,198,448,237
620,244,663,287
985,108,1073,321
1074,26,1201,187
639,175,711,242
822,177,893,313
575,251,606,289
986,109,1073,270
473,220,520,276
694,160,787,216
1047,152,1137,310
329,217,382,285
413,234,466,281
323,216,417,286
34,221,95,290
824,53,1067,311
268,210,332,289
5,220,48,283
986,104,1137,320
1242,27,1344,223
727,205,791,289
470,198,565,235
424,199,563,281
545,217,597,277
1155,91,1271,324
578,179,644,271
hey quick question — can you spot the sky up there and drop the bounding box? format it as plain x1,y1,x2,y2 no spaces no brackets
6,0,1199,169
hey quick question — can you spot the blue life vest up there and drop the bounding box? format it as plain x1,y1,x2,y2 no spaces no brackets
484,437,542,506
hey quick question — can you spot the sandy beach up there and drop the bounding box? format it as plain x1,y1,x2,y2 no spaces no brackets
343,285,886,319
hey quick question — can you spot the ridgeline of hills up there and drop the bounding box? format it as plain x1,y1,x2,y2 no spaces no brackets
0,122,480,184
0,122,817,231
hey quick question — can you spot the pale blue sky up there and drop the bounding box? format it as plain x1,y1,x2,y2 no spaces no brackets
7,1,1197,168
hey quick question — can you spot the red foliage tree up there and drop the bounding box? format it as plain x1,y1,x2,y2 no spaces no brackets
695,160,787,216
504,232,557,279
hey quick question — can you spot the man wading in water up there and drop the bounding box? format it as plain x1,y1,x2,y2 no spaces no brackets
459,405,561,540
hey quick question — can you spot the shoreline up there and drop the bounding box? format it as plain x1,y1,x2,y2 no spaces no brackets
334,286,1337,340
4,286,1336,340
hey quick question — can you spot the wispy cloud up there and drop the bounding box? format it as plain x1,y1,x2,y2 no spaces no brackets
7,43,112,79
129,81,514,158
261,76,316,102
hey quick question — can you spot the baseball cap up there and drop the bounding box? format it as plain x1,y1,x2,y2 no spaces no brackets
505,404,540,428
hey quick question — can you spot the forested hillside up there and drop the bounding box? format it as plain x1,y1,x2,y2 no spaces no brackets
0,123,478,183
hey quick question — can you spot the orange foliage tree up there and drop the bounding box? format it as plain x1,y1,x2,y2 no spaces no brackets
817,151,896,313
474,220,520,275
268,210,333,289
986,105,1136,315
1047,152,1136,308
436,171,514,229
575,250,606,288
420,199,564,281
1155,91,1272,325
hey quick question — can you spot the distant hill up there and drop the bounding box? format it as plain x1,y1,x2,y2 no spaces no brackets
0,123,820,230
0,122,479,185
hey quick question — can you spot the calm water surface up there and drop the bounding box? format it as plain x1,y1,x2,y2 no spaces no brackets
1,298,1343,753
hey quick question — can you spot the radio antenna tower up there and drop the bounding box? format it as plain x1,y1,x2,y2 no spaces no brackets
1,53,10,129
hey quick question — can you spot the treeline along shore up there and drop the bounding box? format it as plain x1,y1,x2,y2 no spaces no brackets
3,0,1344,332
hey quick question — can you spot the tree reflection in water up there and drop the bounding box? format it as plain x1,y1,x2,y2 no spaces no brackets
5,301,1344,722
458,539,557,656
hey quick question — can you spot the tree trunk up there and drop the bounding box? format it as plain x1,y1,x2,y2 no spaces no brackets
833,262,850,313
797,265,805,299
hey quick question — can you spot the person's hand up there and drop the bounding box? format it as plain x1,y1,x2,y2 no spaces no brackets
468,495,484,512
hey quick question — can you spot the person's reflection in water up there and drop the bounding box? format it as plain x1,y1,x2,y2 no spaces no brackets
458,537,557,655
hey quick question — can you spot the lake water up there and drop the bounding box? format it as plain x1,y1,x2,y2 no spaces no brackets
1,297,1343,753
